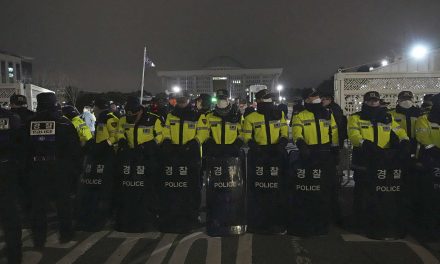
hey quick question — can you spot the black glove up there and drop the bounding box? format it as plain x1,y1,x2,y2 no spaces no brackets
204,138,216,149
118,139,129,152
331,146,340,164
277,137,288,153
361,140,379,154
296,139,311,161
398,139,411,161
161,139,172,152
186,139,200,151
247,140,260,152
233,138,244,148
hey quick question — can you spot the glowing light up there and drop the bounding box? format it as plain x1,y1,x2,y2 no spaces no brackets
410,45,428,59
172,86,181,93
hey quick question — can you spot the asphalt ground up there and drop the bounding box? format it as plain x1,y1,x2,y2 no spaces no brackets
1,224,440,264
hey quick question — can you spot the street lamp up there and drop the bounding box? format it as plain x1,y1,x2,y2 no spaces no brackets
410,45,428,59
172,85,181,93
381,59,389,67
277,84,283,101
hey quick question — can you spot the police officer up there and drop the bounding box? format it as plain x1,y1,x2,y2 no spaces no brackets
0,107,22,263
117,96,164,151
243,88,288,233
204,89,243,156
62,105,93,146
243,88,288,150
195,93,212,115
160,92,207,232
415,93,440,237
389,91,422,156
162,91,208,152
94,97,119,150
115,96,164,231
421,94,435,115
26,93,81,248
9,94,34,124
291,88,339,232
348,91,409,233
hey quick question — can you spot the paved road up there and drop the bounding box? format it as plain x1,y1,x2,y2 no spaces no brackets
2,225,440,264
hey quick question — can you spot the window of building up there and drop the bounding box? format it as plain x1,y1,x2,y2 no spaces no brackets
16,63,21,81
0,61,5,83
8,62,14,83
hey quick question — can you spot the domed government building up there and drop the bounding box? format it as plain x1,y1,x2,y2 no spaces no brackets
157,56,282,99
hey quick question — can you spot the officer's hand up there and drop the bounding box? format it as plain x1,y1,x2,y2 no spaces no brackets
186,139,200,151
118,139,129,152
162,139,172,148
247,140,260,152
204,138,216,149
361,140,378,154
398,140,411,161
277,137,288,153
331,146,340,164
233,138,244,148
296,139,311,161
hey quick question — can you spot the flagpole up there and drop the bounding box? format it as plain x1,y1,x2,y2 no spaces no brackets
140,46,147,102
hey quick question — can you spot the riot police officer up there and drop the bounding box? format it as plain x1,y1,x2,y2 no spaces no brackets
204,89,243,156
243,88,288,234
415,93,440,238
115,96,164,232
389,91,422,156
26,93,81,248
0,107,22,263
94,97,119,149
159,92,208,232
348,91,409,237
9,94,34,124
62,105,93,146
290,88,339,235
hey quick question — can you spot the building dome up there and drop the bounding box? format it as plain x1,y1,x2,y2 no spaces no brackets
203,56,244,70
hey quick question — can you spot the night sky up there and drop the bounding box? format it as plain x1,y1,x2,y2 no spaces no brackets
1,0,439,94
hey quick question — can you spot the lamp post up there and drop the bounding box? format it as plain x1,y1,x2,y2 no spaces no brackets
277,84,283,102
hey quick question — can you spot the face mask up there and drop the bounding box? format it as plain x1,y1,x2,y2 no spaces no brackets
312,98,321,104
217,99,229,109
399,100,413,109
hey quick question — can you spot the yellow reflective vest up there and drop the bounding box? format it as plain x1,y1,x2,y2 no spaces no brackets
95,111,119,145
205,111,243,144
242,110,288,145
415,115,440,149
117,112,164,148
71,115,92,143
389,107,421,139
163,108,208,145
291,109,339,146
348,112,408,148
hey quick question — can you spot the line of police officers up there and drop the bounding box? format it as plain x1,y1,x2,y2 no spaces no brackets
1,88,440,262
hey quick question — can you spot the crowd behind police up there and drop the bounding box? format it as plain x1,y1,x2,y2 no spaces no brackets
1,88,440,263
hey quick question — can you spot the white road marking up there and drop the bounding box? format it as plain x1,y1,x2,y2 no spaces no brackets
104,232,161,264
56,231,110,264
168,232,221,264
108,231,160,239
146,233,178,264
45,233,77,249
236,234,253,264
342,234,440,264
21,251,43,264
105,237,140,264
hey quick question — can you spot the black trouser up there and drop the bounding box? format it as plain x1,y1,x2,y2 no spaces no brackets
0,164,22,263
30,162,73,246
